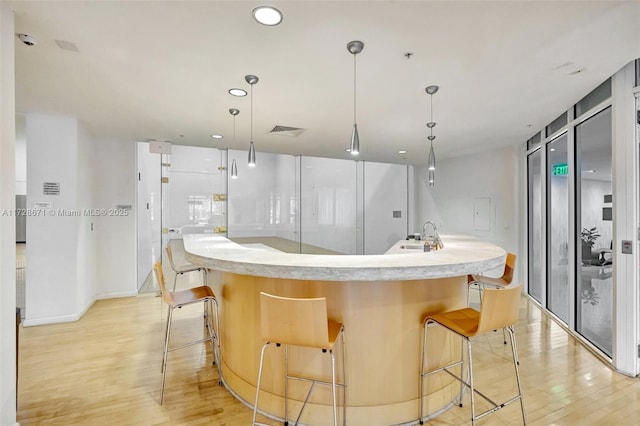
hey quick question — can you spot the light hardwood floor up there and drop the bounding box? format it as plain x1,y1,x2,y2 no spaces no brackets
17,285,640,425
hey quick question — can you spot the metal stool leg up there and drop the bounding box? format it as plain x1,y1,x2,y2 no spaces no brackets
252,342,270,425
341,329,346,426
508,326,527,424
331,349,338,426
419,320,427,424
284,344,289,425
172,272,179,292
160,306,174,405
467,338,475,426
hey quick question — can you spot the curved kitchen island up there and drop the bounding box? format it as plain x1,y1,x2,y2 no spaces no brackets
184,234,505,425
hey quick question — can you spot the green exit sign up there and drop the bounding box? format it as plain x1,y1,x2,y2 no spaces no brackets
553,163,568,176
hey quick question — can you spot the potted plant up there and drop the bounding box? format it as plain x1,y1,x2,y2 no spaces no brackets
581,227,600,265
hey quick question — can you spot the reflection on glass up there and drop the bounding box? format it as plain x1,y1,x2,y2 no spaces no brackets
546,134,569,323
528,148,543,302
576,107,612,357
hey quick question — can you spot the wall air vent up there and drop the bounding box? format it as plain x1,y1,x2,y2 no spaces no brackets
268,125,306,137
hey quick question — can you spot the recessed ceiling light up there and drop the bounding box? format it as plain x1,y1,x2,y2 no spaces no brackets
229,88,247,97
211,134,223,139
584,169,596,173
550,148,556,152
345,148,351,152
398,150,407,154
253,6,283,26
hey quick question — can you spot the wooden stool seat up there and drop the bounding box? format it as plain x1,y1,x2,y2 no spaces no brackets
170,286,215,306
468,252,516,290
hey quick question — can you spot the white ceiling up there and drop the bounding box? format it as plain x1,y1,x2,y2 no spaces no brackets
8,0,640,165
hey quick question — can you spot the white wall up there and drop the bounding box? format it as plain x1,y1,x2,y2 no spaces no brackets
363,162,408,254
94,137,136,298
25,114,83,323
15,114,26,195
0,4,17,423
24,114,106,324
418,145,521,276
76,123,97,311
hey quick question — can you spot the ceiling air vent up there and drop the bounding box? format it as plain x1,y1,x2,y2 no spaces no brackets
55,39,79,52
268,125,305,137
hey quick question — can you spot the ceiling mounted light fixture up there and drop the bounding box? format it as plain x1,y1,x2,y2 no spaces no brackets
228,88,247,97
211,134,223,139
245,75,259,167
253,6,283,26
347,40,364,156
229,108,240,179
425,85,439,187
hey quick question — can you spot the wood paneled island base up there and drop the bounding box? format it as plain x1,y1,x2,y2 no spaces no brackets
184,235,506,425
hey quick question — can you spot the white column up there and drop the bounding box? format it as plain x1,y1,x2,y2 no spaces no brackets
0,3,17,424
612,61,638,376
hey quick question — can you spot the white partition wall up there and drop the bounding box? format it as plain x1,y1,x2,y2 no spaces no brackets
363,162,408,254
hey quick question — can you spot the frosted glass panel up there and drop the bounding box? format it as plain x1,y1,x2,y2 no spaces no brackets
169,145,222,174
164,146,226,238
301,157,357,254
136,142,161,290
527,149,542,302
364,162,407,254
547,134,569,323
576,107,612,357
227,150,297,243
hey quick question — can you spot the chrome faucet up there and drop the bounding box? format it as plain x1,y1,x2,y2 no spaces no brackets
421,221,444,249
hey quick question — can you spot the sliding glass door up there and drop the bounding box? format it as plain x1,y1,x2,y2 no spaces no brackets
575,107,613,356
527,147,543,303
546,134,569,323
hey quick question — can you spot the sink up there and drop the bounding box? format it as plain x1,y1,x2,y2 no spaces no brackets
399,244,424,250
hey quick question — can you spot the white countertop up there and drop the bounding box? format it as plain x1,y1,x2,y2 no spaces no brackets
183,234,505,281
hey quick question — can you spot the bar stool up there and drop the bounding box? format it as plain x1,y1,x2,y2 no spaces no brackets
166,244,207,292
252,292,346,426
468,252,516,295
419,284,525,425
468,252,516,344
153,261,220,404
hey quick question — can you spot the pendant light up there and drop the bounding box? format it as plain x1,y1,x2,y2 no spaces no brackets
347,40,364,156
425,85,439,187
245,74,259,167
229,108,239,179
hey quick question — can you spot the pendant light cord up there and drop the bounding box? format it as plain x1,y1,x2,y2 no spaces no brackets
250,85,253,141
430,94,433,139
353,53,357,123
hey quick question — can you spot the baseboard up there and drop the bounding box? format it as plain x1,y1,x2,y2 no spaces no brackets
95,291,138,300
22,298,96,327
23,313,82,327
